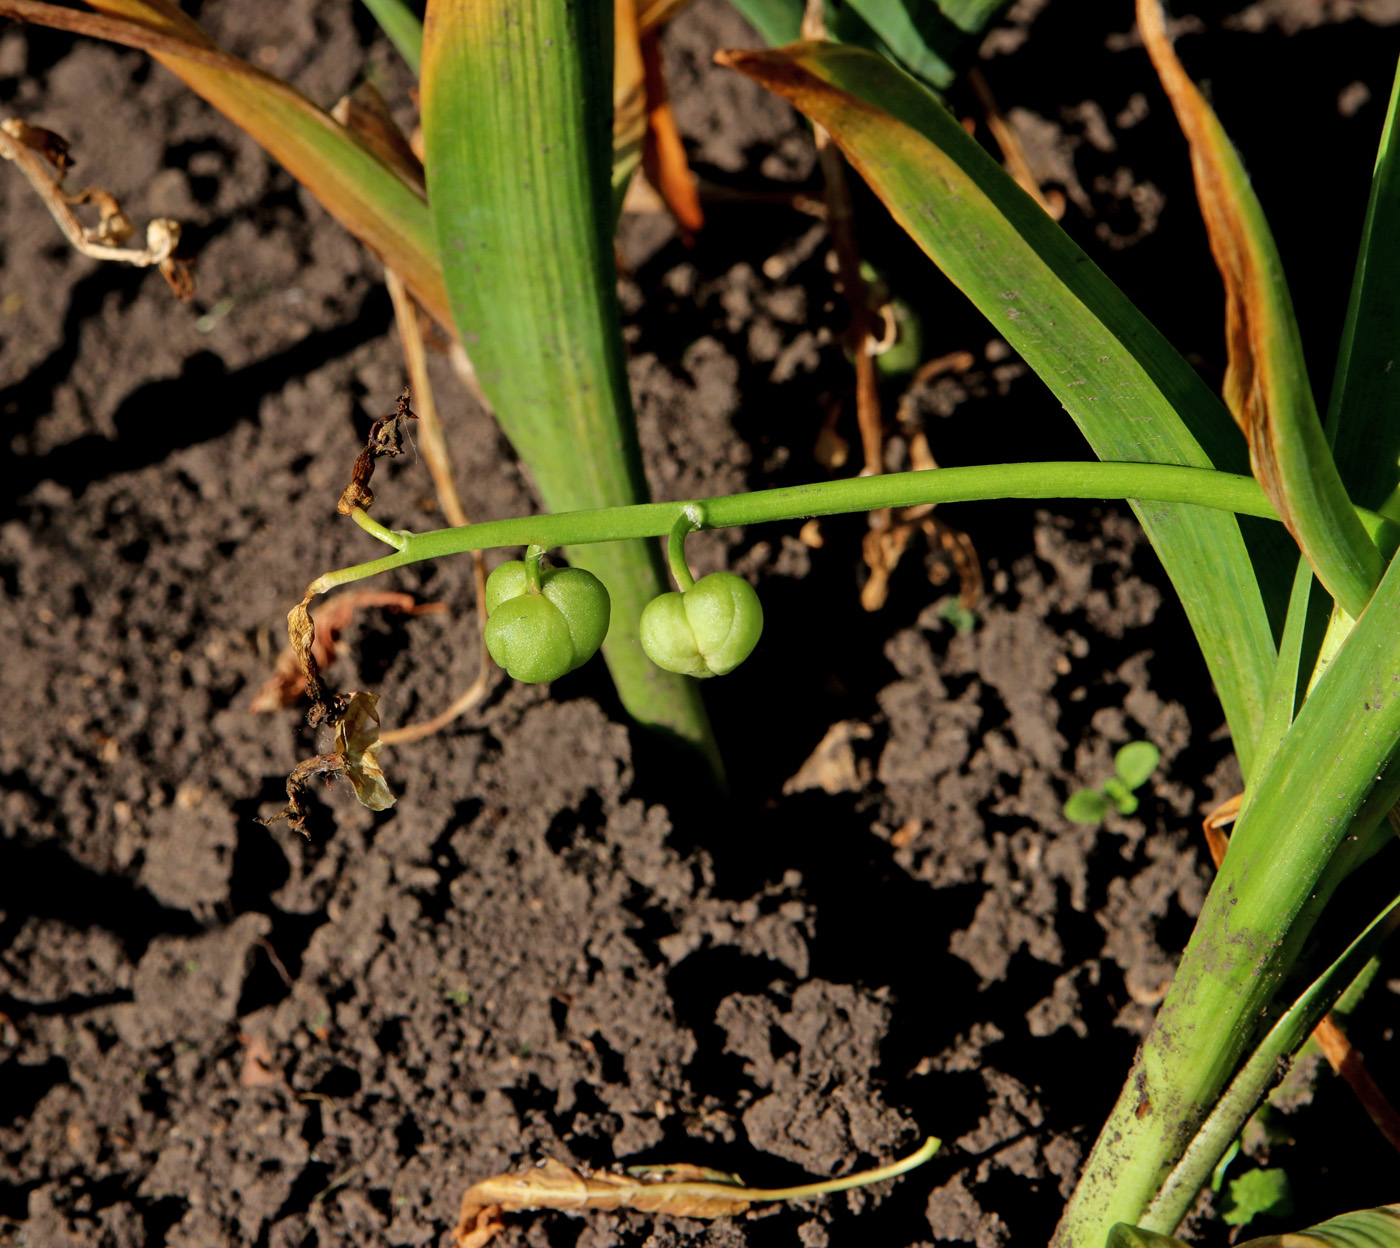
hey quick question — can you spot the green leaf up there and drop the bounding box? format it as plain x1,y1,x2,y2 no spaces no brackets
1113,741,1160,790
717,41,1282,780
1137,890,1400,1235
422,0,718,765
1064,533,1400,1239
937,599,978,634
1109,1207,1400,1248
840,0,967,90
1138,4,1383,620
1064,790,1108,825
1238,556,1330,824
1328,57,1400,519
1251,1207,1400,1248
1222,1169,1294,1228
728,0,1010,90
361,0,423,75
727,0,803,46
1105,1226,1183,1248
1210,1139,1241,1194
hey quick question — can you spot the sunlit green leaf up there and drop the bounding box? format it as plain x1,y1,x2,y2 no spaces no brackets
422,0,717,763
1138,1,1382,619
1328,58,1400,519
718,40,1282,779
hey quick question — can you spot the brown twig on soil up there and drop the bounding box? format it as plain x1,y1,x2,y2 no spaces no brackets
1201,792,1400,1153
861,354,985,612
966,68,1065,221
0,118,193,297
379,272,495,744
801,2,882,482
796,5,982,614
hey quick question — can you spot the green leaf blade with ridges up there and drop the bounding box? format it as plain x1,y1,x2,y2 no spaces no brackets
422,0,717,764
1328,57,1400,517
717,41,1282,778
1137,1,1383,620
79,0,448,325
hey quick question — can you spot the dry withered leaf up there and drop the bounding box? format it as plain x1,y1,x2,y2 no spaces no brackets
452,1159,755,1246
451,1138,939,1248
65,185,131,242
0,117,70,174
337,390,417,515
330,80,424,193
640,26,703,239
286,596,339,727
337,447,377,514
783,720,873,796
251,591,445,712
258,751,344,836
334,691,396,812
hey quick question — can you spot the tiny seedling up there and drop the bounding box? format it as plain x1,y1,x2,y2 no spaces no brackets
1220,1168,1295,1229
1063,741,1162,824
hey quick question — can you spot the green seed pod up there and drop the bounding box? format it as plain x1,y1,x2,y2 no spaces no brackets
639,571,763,678
484,560,611,683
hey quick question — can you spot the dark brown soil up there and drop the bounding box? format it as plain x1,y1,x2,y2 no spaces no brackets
2,3,1398,1247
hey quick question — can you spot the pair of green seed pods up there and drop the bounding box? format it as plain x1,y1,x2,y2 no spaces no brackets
484,552,763,684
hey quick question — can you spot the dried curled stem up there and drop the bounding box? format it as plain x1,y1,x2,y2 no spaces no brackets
0,118,193,297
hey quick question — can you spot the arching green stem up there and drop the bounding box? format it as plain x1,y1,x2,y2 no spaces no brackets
666,508,703,592
316,461,1395,597
524,545,545,594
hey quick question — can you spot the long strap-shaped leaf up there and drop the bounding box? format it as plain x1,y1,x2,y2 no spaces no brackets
1110,1206,1400,1248
1055,531,1400,1244
24,0,453,326
422,0,716,763
1137,0,1383,619
718,42,1281,777
1327,56,1400,515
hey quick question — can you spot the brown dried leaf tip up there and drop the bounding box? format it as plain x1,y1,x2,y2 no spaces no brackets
0,118,194,299
337,389,418,515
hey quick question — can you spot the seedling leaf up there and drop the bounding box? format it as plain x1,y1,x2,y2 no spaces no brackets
1222,1168,1294,1228
1102,779,1138,816
1114,741,1160,789
1064,790,1108,825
